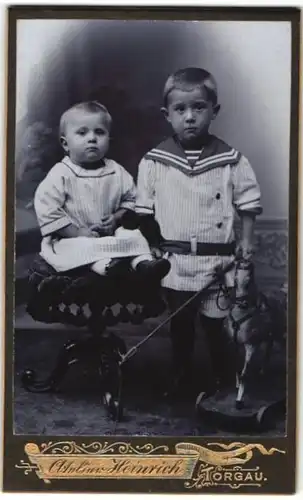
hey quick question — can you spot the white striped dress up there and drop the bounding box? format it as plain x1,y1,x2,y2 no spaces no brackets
34,156,151,272
136,135,262,301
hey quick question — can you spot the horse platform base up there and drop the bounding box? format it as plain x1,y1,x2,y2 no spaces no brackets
195,389,286,433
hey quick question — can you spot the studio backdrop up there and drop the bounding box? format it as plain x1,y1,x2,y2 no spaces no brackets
15,19,289,298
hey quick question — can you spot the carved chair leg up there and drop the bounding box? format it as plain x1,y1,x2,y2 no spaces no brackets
21,339,83,393
22,328,127,422
98,333,127,421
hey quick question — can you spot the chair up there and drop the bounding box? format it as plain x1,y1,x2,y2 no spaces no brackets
21,255,166,420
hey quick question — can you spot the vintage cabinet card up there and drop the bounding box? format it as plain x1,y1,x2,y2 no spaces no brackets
2,5,300,494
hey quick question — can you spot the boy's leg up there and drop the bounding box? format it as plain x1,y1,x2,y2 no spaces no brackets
199,292,234,392
164,289,201,397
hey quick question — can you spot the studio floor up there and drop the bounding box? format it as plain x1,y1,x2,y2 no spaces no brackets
13,306,286,437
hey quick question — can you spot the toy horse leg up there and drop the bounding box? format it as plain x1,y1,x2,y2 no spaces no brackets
235,343,241,388
235,343,254,409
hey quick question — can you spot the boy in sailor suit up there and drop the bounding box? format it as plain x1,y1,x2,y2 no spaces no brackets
136,68,262,397
34,101,170,280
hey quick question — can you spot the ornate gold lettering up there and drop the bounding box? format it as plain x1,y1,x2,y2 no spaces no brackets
15,440,285,489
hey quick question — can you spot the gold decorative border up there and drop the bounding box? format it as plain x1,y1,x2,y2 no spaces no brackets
15,441,285,489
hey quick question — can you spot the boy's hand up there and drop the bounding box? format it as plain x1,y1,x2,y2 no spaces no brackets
236,242,254,261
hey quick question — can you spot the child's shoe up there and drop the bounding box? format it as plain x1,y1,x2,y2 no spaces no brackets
105,258,131,278
135,259,171,281
162,365,197,401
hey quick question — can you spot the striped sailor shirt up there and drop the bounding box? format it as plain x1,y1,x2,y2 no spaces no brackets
136,135,262,292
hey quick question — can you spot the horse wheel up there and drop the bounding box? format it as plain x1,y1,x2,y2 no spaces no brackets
195,392,208,412
256,405,271,429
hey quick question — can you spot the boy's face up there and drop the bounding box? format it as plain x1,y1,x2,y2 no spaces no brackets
162,86,219,147
61,110,110,165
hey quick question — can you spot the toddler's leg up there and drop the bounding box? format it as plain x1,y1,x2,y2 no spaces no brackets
130,253,171,281
130,254,153,269
92,257,132,278
91,258,112,276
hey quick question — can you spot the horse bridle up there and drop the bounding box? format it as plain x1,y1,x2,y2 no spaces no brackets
229,259,259,343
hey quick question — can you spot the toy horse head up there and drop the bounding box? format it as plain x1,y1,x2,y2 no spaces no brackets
233,259,257,307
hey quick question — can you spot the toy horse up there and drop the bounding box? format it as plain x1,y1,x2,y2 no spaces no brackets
224,259,285,409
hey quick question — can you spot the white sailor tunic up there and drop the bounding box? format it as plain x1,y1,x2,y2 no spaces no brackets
136,135,262,292
34,156,151,272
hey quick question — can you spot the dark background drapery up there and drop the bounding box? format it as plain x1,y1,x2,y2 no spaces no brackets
15,20,290,221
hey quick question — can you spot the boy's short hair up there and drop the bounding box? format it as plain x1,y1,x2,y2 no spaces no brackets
59,101,112,136
163,67,218,107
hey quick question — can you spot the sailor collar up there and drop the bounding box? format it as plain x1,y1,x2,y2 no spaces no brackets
144,135,241,176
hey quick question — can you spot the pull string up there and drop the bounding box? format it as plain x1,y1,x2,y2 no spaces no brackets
120,261,235,367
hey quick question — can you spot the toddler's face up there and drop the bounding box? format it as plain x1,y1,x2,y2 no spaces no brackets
163,86,218,147
61,110,110,165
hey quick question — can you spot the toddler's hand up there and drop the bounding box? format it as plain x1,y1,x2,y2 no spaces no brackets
78,227,99,238
90,230,100,238
89,223,105,236
98,215,117,236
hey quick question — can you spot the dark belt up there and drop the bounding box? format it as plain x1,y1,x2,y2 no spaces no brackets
159,240,236,256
